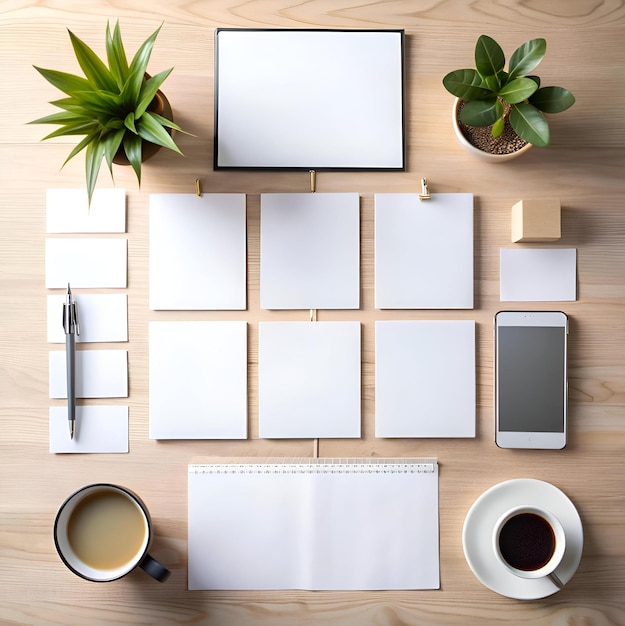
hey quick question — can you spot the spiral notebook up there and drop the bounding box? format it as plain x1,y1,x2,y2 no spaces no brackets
188,458,439,591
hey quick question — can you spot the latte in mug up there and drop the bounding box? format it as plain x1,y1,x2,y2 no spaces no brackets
54,484,170,582
67,489,147,570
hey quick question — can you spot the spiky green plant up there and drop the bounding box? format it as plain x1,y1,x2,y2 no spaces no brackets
30,21,187,203
443,35,575,147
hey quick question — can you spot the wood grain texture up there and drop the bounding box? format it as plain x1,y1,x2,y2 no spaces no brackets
1,1,624,624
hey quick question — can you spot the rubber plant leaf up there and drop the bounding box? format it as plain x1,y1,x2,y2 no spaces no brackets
498,77,539,104
508,38,546,81
529,86,576,113
474,35,505,79
442,69,491,101
510,103,550,147
459,97,504,127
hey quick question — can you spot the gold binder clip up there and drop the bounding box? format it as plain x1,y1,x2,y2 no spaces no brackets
419,178,431,201
309,170,316,193
195,178,202,197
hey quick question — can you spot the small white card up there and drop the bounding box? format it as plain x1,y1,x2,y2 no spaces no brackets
375,193,474,309
259,322,361,438
45,238,127,288
46,188,126,233
49,405,128,453
500,248,577,301
149,321,248,439
149,194,247,310
47,293,128,343
375,320,476,438
260,193,360,309
49,350,128,398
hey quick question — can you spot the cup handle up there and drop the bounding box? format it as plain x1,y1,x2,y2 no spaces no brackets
547,570,564,589
139,554,170,582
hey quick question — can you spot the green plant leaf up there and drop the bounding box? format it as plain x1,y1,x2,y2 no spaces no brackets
106,21,130,89
102,127,126,174
149,112,189,134
33,66,94,96
47,97,88,113
509,103,550,146
136,111,183,152
123,24,163,105
85,138,106,205
70,88,123,115
498,77,539,104
529,86,575,113
484,74,501,92
508,38,546,80
491,117,505,137
28,110,90,125
124,112,137,133
39,121,99,141
442,69,492,100
475,35,505,79
60,129,100,169
68,29,118,93
136,68,173,118
123,133,143,183
459,97,504,127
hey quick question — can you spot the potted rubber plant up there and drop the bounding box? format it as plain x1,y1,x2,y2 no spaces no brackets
30,21,188,203
442,35,575,161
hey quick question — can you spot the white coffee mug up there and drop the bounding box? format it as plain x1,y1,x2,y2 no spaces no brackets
54,484,170,583
493,505,566,588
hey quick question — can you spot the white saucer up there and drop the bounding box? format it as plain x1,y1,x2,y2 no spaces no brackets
462,479,583,600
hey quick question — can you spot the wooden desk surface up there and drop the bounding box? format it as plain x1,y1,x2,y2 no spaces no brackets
1,2,624,624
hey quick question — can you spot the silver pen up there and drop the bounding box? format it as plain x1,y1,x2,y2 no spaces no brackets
62,283,79,439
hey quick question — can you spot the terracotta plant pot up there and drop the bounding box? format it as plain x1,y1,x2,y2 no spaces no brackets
112,88,174,166
452,98,533,162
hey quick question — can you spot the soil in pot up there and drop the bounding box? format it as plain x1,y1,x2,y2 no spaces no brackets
457,100,529,156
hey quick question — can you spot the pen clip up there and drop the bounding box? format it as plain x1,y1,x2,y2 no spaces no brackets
63,287,80,336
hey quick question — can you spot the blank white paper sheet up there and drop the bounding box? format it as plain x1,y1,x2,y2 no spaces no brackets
375,193,474,309
375,320,476,438
188,459,439,590
45,238,127,288
259,321,361,438
260,193,360,309
149,194,247,310
149,321,247,439
500,248,577,301
46,188,126,233
50,406,128,454
47,293,128,343
49,350,128,399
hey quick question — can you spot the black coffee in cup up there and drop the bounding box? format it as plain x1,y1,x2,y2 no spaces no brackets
498,512,556,571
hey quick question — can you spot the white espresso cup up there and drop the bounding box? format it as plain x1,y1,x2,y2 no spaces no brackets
493,505,566,588
54,484,170,583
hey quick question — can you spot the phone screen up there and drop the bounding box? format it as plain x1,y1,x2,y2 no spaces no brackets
497,326,566,433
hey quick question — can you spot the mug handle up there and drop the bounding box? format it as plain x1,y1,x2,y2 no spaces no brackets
139,554,171,582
